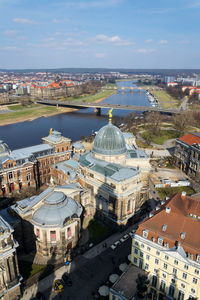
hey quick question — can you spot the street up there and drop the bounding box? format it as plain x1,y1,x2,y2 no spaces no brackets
42,238,132,300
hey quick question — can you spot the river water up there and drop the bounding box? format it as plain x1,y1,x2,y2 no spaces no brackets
0,81,149,149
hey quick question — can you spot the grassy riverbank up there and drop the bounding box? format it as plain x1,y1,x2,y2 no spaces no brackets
141,85,179,109
0,88,116,126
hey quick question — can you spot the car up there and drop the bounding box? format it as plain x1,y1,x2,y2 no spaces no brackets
53,279,64,292
62,272,72,286
110,240,121,250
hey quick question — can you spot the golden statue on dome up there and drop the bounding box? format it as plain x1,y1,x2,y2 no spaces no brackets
49,128,53,135
108,108,113,123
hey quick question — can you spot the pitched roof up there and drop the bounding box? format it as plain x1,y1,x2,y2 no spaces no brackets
135,193,200,260
178,133,200,145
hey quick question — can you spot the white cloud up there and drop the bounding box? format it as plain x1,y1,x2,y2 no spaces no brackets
4,30,17,36
95,53,106,58
95,34,133,46
145,39,153,43
134,48,156,54
0,46,21,51
13,18,37,24
159,39,168,44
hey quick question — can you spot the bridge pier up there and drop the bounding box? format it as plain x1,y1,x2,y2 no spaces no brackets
94,107,101,116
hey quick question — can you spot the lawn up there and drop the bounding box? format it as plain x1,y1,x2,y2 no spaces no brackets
62,89,116,103
87,219,113,245
9,104,39,110
141,129,181,145
156,186,195,200
0,105,59,125
18,260,45,279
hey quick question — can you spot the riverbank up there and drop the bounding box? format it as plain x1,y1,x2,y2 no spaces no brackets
0,89,116,126
141,85,179,109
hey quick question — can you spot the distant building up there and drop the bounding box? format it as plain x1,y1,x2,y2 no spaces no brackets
0,130,71,196
130,192,200,300
174,133,200,181
0,216,22,300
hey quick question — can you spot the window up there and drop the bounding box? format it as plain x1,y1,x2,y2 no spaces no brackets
168,285,175,297
165,255,169,260
178,291,184,300
152,275,157,287
26,173,31,181
147,246,151,251
36,229,40,238
145,264,149,270
127,199,131,212
158,237,163,246
8,172,13,179
182,273,187,279
192,278,197,284
155,259,159,265
194,269,199,275
160,280,166,292
146,255,150,260
134,257,138,264
173,268,177,275
142,230,149,238
184,264,188,270
141,244,144,248
191,288,195,294
134,248,138,254
67,227,72,238
50,231,56,241
156,251,160,256
174,260,178,265
163,263,168,269
135,241,139,246
162,273,166,278
140,251,143,258
181,283,185,289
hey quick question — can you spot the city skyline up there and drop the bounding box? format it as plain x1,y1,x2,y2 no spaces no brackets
0,0,200,69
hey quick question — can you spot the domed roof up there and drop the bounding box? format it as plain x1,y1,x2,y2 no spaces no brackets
32,192,82,227
93,123,126,156
0,140,10,157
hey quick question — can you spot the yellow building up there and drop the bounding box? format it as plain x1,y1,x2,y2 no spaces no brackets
130,192,200,300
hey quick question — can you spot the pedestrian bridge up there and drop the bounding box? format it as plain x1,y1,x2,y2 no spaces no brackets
36,99,181,115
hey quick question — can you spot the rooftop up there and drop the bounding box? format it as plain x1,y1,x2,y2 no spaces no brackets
135,193,200,260
111,264,145,300
178,132,200,146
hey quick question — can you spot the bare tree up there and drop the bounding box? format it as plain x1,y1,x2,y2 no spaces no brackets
145,112,162,136
173,113,189,134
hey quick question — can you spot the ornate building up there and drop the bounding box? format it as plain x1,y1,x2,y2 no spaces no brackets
174,132,200,181
0,216,21,300
130,192,200,300
7,186,83,262
77,122,150,226
0,130,71,196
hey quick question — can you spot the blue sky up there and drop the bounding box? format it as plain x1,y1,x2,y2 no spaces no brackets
0,0,200,69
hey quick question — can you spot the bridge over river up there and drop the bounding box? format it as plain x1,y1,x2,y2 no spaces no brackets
36,99,181,115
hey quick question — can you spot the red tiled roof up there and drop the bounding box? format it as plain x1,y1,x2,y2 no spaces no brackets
135,193,200,259
178,133,200,145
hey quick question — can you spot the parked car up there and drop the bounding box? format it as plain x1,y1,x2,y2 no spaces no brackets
53,279,64,292
62,272,72,287
110,240,121,250
120,234,129,243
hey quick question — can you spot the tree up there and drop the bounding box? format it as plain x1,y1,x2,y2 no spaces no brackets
145,112,162,136
173,113,189,134
136,274,150,298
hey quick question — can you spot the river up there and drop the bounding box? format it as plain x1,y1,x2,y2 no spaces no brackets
0,81,149,149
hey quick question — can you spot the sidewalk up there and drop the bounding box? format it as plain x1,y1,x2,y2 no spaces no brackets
21,225,136,299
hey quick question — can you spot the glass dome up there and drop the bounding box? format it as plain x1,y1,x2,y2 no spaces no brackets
0,140,10,157
92,123,126,156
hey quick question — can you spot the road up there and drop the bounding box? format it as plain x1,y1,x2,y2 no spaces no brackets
43,239,132,300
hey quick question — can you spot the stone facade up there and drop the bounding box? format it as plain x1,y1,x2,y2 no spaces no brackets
0,217,21,300
174,133,200,182
0,130,71,196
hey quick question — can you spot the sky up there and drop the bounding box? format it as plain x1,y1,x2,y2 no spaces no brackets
0,0,200,69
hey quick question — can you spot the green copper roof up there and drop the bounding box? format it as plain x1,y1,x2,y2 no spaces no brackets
93,123,127,156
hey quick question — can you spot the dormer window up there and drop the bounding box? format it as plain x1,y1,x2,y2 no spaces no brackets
142,230,149,238
196,254,200,262
180,232,186,240
162,224,167,232
158,237,163,246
